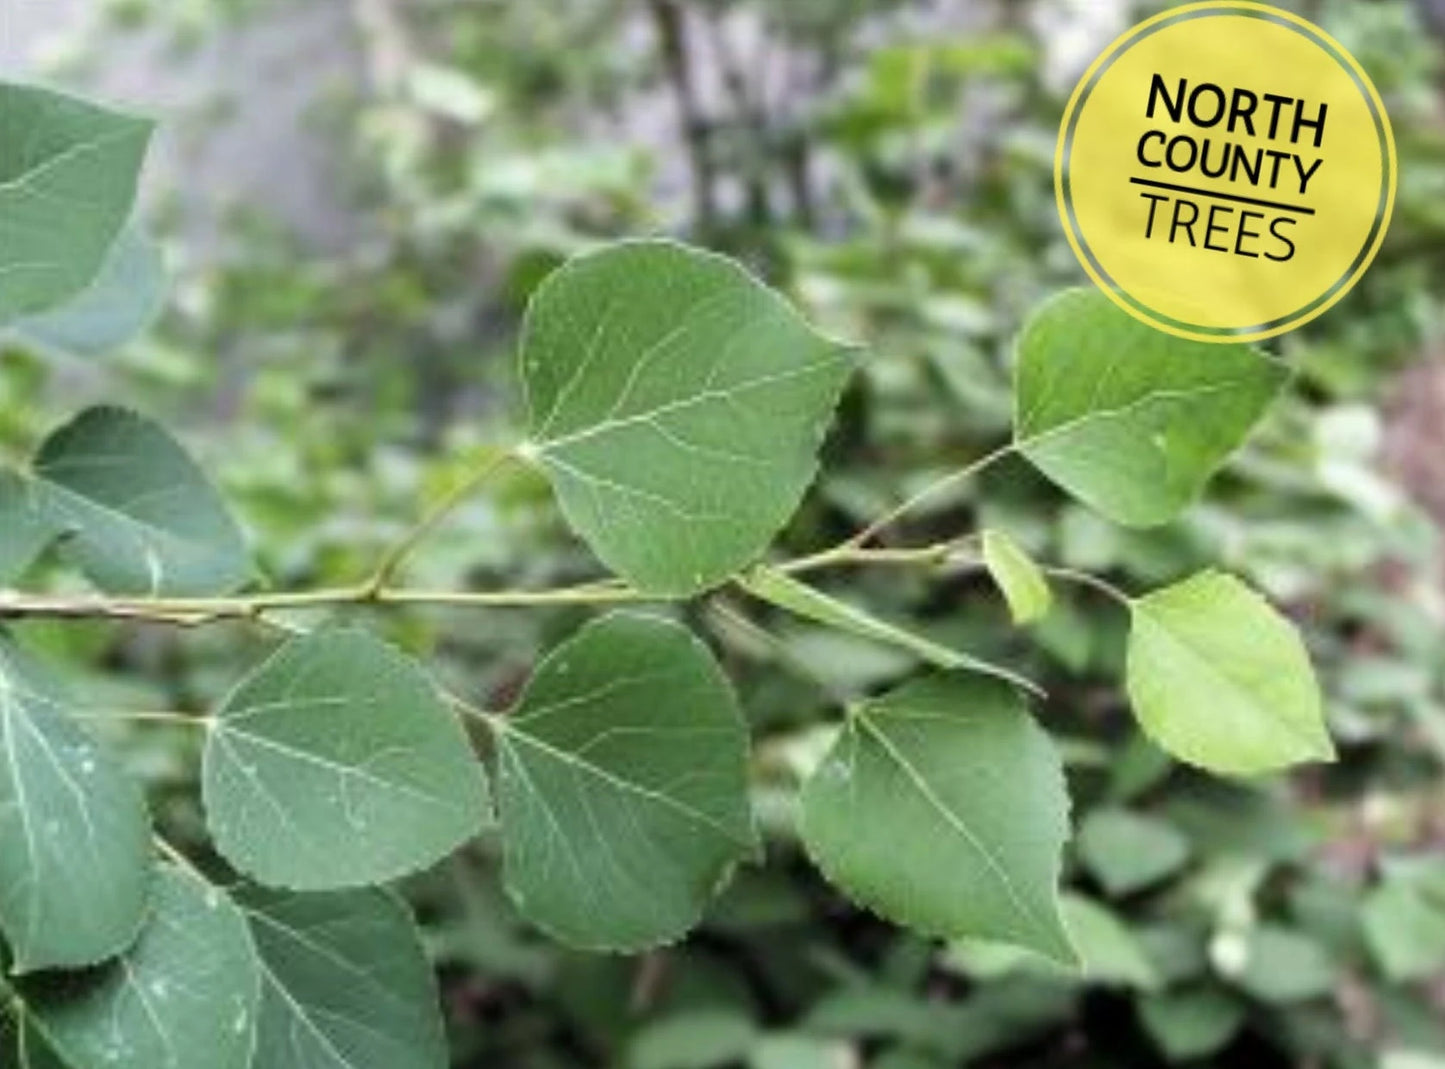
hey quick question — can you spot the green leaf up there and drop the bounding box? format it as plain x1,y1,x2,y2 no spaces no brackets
0,636,152,973
11,225,166,356
14,1017,69,1069
1234,925,1334,1003
495,612,759,951
203,628,487,890
519,240,855,595
1127,570,1333,775
1139,988,1245,1062
1363,873,1445,982
1013,288,1287,526
628,1010,758,1069
1076,808,1189,896
1058,894,1159,989
800,673,1073,962
1384,1053,1445,1069
21,868,260,1069
32,406,250,596
0,84,153,325
944,893,1157,989
239,886,446,1069
738,565,1040,694
980,529,1051,625
750,1035,852,1069
0,471,61,585
802,986,945,1044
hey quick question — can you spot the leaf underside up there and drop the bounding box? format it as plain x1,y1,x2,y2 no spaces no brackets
738,564,1039,693
980,529,1052,625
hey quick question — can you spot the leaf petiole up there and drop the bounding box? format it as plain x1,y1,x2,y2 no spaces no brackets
365,446,518,593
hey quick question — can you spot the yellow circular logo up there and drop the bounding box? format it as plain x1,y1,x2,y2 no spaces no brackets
1056,1,1396,343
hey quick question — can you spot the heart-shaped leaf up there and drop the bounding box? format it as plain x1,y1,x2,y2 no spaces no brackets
203,628,488,890
0,84,153,325
1139,988,1245,1062
1127,570,1333,775
0,471,60,585
520,241,856,595
801,673,1074,962
1075,808,1189,896
21,868,260,1069
495,612,759,950
0,636,152,973
1014,289,1287,526
33,407,250,597
239,886,446,1069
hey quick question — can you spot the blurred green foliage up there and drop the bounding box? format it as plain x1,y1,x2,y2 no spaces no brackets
6,0,1445,1065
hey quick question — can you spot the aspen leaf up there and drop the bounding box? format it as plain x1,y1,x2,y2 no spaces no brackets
240,886,446,1069
1015,289,1287,526
981,529,1052,625
33,407,250,597
0,636,152,973
520,241,855,595
801,673,1074,962
496,613,758,950
21,869,260,1069
0,84,153,325
204,628,488,890
1127,571,1333,775
11,225,166,356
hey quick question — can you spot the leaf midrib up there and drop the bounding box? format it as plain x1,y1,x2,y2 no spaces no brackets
39,476,225,555
497,726,753,850
533,355,847,453
854,710,1057,946
0,123,146,198
212,724,468,817
1016,377,1272,451
246,909,425,1067
0,674,43,957
1132,607,1321,754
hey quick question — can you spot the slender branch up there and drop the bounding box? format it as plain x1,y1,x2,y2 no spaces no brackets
366,448,516,593
776,447,1012,574
370,582,656,609
0,428,1123,647
781,535,982,576
1042,566,1133,606
841,442,1017,552
0,579,657,625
